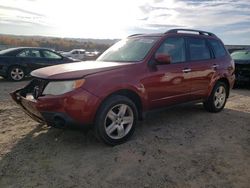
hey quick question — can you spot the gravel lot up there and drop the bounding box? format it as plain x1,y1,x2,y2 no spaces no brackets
0,77,249,188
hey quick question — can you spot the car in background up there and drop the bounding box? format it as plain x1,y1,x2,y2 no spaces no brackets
85,50,101,60
227,48,246,54
85,50,100,56
0,47,79,81
61,49,86,60
231,50,250,83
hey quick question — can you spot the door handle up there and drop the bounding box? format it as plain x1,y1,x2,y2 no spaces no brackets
182,68,192,73
212,64,219,69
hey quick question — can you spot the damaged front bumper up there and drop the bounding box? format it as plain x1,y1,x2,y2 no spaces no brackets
10,86,45,123
10,79,101,127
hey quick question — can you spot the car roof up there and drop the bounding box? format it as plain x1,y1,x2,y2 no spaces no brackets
128,33,165,38
7,47,53,51
71,49,86,51
0,47,55,56
128,28,218,40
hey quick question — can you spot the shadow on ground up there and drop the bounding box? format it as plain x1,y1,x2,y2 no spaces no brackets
0,102,249,188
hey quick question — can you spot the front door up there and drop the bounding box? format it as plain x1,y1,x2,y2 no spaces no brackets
142,37,193,109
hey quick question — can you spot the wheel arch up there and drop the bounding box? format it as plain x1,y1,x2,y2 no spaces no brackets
208,77,230,99
216,77,230,98
96,89,144,120
7,64,28,74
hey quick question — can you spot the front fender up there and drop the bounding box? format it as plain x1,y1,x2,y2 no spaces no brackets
98,83,148,111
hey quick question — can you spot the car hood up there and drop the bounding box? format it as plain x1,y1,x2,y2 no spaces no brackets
64,56,79,62
62,52,69,56
31,61,131,80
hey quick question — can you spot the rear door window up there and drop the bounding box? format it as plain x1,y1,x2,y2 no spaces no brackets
208,39,227,58
17,49,41,58
187,38,211,61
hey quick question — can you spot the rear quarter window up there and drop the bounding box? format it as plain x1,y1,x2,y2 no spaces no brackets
208,39,227,58
187,38,211,61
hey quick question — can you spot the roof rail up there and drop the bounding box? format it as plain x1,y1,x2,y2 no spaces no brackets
166,29,217,37
128,34,143,37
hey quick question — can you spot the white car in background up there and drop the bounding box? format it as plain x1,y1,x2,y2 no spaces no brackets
61,49,86,60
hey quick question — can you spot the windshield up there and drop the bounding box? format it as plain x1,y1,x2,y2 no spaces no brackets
97,37,159,62
231,51,250,60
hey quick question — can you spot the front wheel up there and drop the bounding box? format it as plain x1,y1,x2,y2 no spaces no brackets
203,81,228,113
94,95,138,145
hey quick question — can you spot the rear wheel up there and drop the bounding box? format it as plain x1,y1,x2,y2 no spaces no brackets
95,95,138,145
8,66,25,81
203,81,228,113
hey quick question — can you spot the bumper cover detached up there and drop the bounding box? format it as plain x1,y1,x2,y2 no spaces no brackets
10,89,44,123
10,87,101,127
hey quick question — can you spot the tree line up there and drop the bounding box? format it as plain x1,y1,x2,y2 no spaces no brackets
0,35,112,52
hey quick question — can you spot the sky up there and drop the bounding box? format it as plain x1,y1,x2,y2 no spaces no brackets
0,0,250,45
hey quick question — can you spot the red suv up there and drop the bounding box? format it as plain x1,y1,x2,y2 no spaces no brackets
11,29,235,145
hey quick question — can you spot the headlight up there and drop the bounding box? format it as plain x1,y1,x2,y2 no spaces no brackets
42,79,85,95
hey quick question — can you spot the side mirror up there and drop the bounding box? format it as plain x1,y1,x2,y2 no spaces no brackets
155,53,171,64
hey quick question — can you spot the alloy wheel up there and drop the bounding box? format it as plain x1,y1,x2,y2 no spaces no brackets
214,86,226,109
10,68,24,81
104,104,134,139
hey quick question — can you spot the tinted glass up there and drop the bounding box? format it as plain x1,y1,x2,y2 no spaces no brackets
42,50,61,59
187,38,211,61
156,37,186,63
208,39,226,58
97,37,159,62
17,49,41,58
231,51,250,60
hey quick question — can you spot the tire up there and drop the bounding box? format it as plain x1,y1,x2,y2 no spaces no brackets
203,81,228,113
94,95,138,146
8,66,25,81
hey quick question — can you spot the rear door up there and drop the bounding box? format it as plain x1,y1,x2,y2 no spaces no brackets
79,50,85,60
185,37,215,99
142,37,193,109
16,49,43,70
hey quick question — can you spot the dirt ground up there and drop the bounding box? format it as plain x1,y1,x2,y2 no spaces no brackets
0,77,249,188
